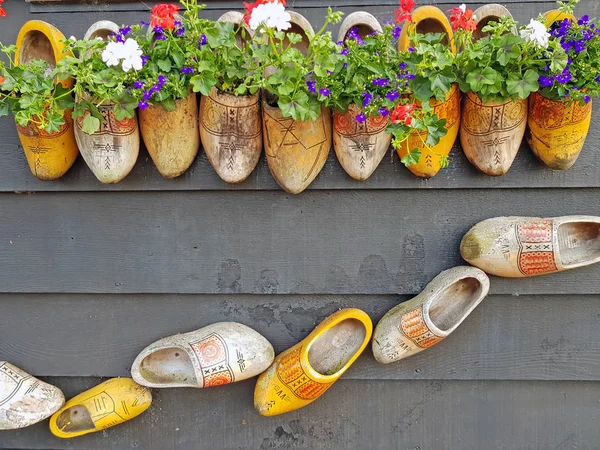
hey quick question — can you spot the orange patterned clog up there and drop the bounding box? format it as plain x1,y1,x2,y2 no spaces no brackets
254,308,372,416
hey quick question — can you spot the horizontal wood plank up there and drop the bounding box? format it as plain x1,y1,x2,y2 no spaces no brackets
1,377,599,449
1,294,598,381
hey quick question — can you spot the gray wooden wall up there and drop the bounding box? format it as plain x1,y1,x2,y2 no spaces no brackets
1,1,600,449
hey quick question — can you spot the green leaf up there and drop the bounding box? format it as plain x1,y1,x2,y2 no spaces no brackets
506,69,539,99
189,73,216,96
171,49,185,68
160,98,176,111
81,114,100,134
157,59,172,73
0,102,9,117
401,148,422,167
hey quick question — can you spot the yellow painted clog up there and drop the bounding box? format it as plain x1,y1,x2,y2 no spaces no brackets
15,21,79,180
397,6,460,178
254,308,372,416
49,378,151,439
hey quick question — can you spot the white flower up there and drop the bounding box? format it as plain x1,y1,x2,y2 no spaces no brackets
520,19,550,49
101,39,143,72
459,4,466,13
249,2,291,32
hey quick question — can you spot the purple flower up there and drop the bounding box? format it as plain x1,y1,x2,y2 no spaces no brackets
138,101,150,110
141,56,150,66
181,67,194,74
578,15,589,25
140,20,149,27
405,74,416,80
347,27,365,45
119,26,132,37
175,27,185,37
399,62,407,70
155,34,167,41
133,81,145,89
153,26,165,35
198,35,207,48
372,78,389,87
343,63,348,68
392,26,401,40
386,90,400,102
362,91,373,107
319,87,331,97
143,90,153,101
341,48,350,55
378,107,389,117
583,95,591,103
158,75,167,85
356,112,367,123
596,75,600,83
539,75,553,88
306,81,317,93
174,20,182,27
408,47,415,53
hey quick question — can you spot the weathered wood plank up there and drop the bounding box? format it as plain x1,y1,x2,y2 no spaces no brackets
1,377,599,449
1,294,598,381
0,189,598,294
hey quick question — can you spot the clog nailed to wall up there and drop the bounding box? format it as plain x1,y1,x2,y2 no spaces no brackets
0,362,65,430
15,21,79,180
460,5,527,176
199,12,262,184
461,216,600,277
333,12,390,181
74,21,140,184
397,6,460,178
131,322,274,388
372,267,489,364
49,378,151,439
254,309,372,416
263,12,332,194
527,11,590,170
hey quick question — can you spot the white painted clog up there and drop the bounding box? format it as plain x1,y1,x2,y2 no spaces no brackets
372,267,489,364
131,322,274,388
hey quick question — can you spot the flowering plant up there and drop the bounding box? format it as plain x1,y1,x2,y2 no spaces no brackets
0,0,6,18
453,4,568,102
538,0,600,104
0,43,75,132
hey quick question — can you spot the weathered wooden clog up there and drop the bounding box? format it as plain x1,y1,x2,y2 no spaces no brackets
254,309,372,416
131,322,274,388
460,6,525,176
0,362,65,430
140,91,199,178
15,21,79,181
200,88,262,184
333,13,390,181
397,6,460,178
461,216,600,277
372,267,489,364
83,20,119,41
527,11,587,170
49,378,151,439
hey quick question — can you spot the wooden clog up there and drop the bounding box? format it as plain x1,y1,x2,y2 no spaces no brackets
49,378,151,439
472,4,514,40
0,362,64,430
254,309,372,416
333,13,390,181
461,216,600,277
372,267,489,364
131,322,274,388
140,91,199,178
397,6,460,178
200,88,262,184
83,20,119,41
15,21,79,181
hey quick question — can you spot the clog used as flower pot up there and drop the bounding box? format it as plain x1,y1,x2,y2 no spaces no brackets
200,88,262,184
131,322,274,388
140,91,199,178
49,378,151,439
0,362,65,430
527,11,588,170
461,215,600,277
15,21,79,181
397,6,460,178
254,309,372,416
460,6,526,176
333,13,391,181
372,267,489,364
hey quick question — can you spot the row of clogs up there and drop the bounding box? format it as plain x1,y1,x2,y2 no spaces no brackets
11,6,591,191
2,214,600,434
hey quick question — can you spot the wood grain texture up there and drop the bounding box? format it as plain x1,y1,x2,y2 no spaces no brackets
0,294,598,381
1,377,599,449
0,190,598,294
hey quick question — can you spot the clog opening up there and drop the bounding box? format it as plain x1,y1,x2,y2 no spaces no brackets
308,318,367,375
474,16,501,41
139,347,197,386
344,25,375,41
430,277,483,332
285,23,309,55
558,222,600,267
55,405,95,433
89,29,114,41
19,31,55,67
416,19,449,46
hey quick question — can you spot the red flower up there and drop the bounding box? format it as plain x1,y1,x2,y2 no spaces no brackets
391,103,415,125
394,0,416,24
0,0,6,17
150,4,180,30
0,76,4,85
243,0,287,25
448,5,477,31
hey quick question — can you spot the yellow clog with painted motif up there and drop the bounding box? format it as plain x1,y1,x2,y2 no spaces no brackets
49,378,151,438
254,308,372,416
15,21,79,180
397,6,460,178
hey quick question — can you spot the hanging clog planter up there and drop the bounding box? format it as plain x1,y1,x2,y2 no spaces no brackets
263,12,332,194
397,6,460,178
75,21,140,184
333,12,391,181
527,10,589,170
460,5,527,176
15,21,79,180
199,12,262,184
